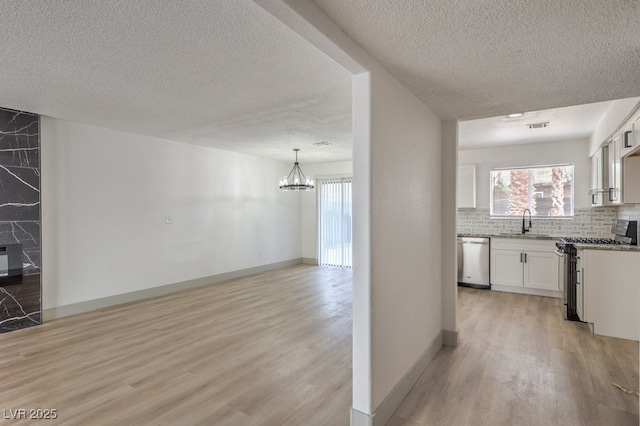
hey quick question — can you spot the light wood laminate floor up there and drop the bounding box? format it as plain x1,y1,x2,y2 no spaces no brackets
0,265,353,425
389,287,639,425
0,267,637,425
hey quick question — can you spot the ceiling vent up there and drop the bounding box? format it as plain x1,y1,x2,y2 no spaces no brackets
310,140,332,146
527,122,549,129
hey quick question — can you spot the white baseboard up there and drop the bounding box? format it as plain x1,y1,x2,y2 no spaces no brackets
442,328,459,347
43,258,303,320
491,285,561,298
351,330,444,426
302,257,318,265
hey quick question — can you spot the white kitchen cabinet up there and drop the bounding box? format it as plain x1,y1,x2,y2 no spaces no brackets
457,164,476,208
490,239,559,297
606,134,623,205
621,109,640,157
582,249,640,341
590,149,604,207
491,249,522,287
592,104,640,206
523,251,558,291
622,154,640,203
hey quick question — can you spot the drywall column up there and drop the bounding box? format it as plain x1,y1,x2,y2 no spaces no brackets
352,71,373,417
441,120,458,346
253,2,444,424
366,68,443,422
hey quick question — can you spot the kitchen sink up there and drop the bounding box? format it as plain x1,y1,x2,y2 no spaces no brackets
497,232,551,238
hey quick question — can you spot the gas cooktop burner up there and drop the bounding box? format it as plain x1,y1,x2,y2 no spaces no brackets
561,237,623,245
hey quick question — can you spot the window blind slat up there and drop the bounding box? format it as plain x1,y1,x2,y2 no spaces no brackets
318,177,352,268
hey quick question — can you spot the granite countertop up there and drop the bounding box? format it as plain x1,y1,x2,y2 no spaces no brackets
457,233,640,251
458,233,560,241
573,243,640,252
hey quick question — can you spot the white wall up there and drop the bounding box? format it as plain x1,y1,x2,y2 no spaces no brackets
590,97,640,156
41,117,302,309
459,138,591,210
300,160,352,261
368,69,442,410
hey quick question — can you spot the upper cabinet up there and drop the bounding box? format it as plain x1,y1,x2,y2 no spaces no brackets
590,141,619,206
621,109,640,157
606,133,622,205
623,155,640,204
621,109,640,204
622,112,640,203
457,164,476,208
590,103,640,206
590,149,604,207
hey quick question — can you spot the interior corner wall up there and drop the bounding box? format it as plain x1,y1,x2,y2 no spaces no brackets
300,160,353,262
40,117,302,310
441,120,458,341
368,69,443,411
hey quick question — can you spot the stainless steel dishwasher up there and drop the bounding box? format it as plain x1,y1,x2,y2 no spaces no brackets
457,237,490,288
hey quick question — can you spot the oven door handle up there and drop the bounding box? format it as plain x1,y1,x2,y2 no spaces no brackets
554,249,565,257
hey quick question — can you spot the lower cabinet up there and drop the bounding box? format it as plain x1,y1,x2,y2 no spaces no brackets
490,238,559,296
582,249,639,341
491,249,523,287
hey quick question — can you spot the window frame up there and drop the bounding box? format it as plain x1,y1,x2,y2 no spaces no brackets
489,163,575,219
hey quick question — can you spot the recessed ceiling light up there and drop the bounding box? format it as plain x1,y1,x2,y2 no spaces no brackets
507,113,524,118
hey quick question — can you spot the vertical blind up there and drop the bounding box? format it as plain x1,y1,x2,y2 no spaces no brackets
318,177,353,268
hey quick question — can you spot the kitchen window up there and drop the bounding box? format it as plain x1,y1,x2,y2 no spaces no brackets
490,164,574,218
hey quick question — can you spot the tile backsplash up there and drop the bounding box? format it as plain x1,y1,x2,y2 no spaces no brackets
457,207,637,237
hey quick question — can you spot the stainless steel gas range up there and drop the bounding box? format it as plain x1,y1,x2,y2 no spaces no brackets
555,220,638,321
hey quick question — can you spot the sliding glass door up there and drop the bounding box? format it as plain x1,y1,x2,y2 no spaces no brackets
318,178,352,268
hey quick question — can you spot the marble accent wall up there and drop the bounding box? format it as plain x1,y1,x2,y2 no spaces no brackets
0,107,41,333
457,207,621,237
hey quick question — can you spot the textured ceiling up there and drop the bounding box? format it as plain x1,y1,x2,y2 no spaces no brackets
3,1,639,162
459,100,614,148
311,0,640,120
0,0,352,163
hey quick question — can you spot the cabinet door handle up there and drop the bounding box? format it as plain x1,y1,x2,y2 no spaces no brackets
520,252,523,263
524,253,527,263
609,188,616,201
623,130,632,148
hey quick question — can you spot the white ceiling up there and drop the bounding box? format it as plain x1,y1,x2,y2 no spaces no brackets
458,101,614,149
2,1,640,162
0,1,352,163
311,0,640,120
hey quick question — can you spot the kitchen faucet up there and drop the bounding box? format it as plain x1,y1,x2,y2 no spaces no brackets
522,208,532,234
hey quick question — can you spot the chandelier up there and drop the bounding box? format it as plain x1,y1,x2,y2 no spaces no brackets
279,149,314,191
